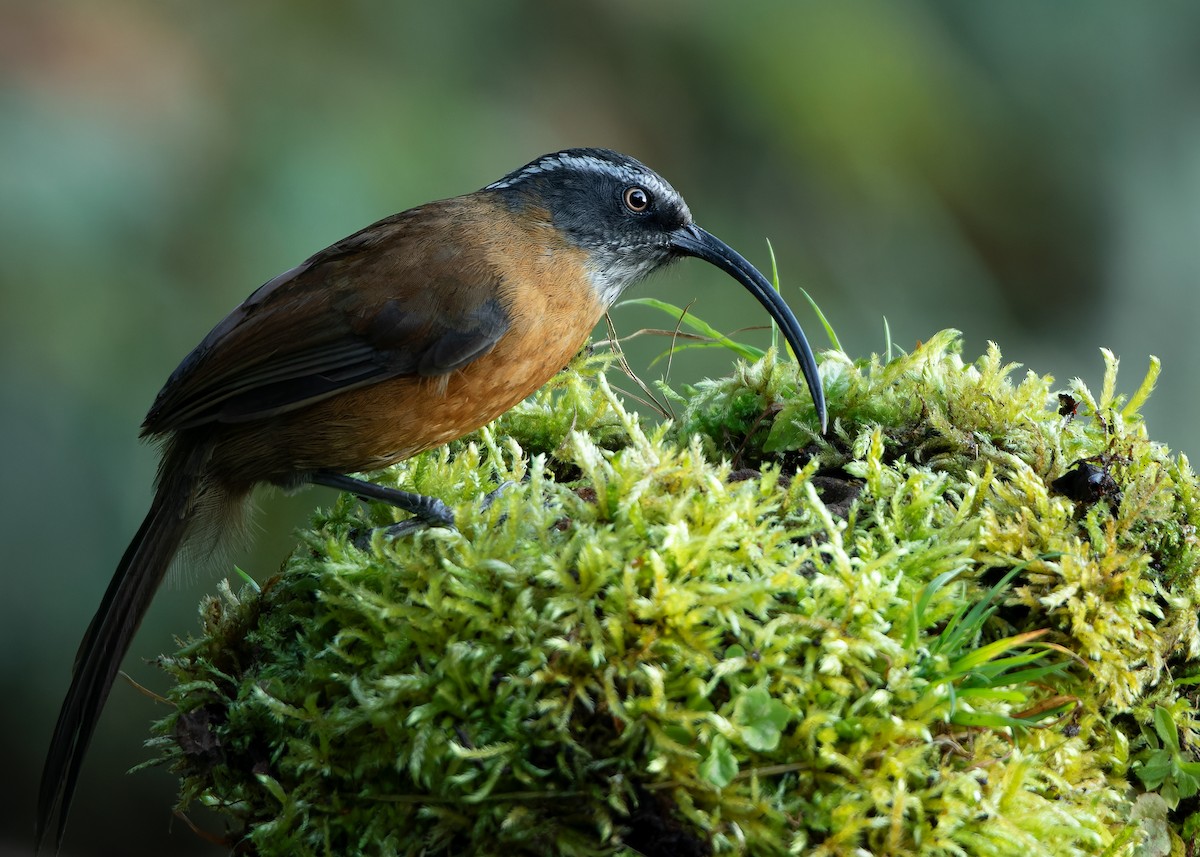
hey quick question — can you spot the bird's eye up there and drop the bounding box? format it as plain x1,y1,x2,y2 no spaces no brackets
623,186,651,213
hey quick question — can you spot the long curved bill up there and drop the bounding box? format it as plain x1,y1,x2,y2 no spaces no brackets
670,224,828,433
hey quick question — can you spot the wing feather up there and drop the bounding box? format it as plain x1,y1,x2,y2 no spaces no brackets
141,201,510,434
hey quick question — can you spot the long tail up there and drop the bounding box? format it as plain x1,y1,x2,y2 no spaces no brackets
37,443,212,853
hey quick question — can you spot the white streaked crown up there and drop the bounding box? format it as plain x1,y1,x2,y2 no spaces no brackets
486,150,679,212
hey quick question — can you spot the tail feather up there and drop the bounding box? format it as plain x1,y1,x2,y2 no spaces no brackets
36,471,195,853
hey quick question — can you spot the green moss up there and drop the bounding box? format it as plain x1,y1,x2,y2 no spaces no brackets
150,332,1200,856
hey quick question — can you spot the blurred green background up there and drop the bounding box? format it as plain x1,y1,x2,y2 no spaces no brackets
4,2,1199,854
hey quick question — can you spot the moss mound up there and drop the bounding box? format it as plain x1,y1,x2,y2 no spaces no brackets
151,331,1200,856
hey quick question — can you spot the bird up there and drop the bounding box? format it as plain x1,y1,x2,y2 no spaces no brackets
36,147,827,851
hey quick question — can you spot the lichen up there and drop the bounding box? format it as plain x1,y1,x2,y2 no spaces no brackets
149,331,1200,856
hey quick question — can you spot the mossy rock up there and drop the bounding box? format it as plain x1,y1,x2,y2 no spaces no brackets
150,330,1200,856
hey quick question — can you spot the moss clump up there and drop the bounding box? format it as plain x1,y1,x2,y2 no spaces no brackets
151,331,1200,856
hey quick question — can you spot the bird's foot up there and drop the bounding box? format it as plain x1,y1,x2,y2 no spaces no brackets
321,473,514,549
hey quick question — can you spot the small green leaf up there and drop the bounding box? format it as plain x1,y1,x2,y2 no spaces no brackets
1174,764,1200,800
763,402,815,452
700,734,738,788
734,686,791,752
1154,706,1181,753
1135,749,1174,789
834,718,865,741
797,286,841,352
1162,779,1181,810
234,565,260,592
615,297,764,361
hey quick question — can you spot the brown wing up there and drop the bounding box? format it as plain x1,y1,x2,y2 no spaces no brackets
141,200,510,435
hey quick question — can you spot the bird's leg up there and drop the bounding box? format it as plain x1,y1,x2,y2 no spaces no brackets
312,471,513,546
480,480,515,513
311,470,456,529
369,478,515,542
